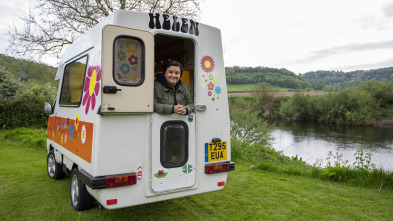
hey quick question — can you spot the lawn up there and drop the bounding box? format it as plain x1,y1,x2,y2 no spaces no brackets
1,130,392,220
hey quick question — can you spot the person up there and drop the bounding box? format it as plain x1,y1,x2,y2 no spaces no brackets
154,61,194,115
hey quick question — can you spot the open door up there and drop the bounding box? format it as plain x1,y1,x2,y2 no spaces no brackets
101,25,154,113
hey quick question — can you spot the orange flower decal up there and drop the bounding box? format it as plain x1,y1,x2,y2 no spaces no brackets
207,82,214,90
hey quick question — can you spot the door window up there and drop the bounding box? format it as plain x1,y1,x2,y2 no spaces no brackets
160,121,189,168
113,37,144,86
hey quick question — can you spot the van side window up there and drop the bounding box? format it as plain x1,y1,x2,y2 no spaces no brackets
59,56,87,106
114,37,144,86
160,121,189,168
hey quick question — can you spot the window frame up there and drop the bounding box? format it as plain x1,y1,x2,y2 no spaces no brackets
59,55,89,107
112,35,146,87
160,120,189,168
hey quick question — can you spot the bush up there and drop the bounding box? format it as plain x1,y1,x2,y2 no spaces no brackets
229,96,273,146
279,87,378,125
0,83,56,129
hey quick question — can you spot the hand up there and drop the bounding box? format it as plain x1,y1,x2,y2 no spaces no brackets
174,104,186,115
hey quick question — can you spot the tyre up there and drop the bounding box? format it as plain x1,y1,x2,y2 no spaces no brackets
47,150,65,180
70,168,94,211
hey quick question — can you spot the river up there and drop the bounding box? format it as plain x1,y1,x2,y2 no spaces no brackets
271,121,393,171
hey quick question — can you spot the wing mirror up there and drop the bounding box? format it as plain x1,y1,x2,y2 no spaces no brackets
44,102,52,114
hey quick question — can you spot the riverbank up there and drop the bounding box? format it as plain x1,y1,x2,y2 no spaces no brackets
372,117,393,127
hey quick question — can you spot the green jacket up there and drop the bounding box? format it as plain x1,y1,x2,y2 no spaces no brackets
154,80,195,114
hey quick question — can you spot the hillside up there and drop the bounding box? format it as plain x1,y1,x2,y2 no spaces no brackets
300,67,393,88
225,66,312,90
0,54,57,85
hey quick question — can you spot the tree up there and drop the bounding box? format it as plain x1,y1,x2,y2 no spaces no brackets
253,83,275,119
7,0,201,60
0,66,23,98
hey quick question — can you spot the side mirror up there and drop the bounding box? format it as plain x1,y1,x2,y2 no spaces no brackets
44,102,52,114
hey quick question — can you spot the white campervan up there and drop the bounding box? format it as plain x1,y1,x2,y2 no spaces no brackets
45,10,234,211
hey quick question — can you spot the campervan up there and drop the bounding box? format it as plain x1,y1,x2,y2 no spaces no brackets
45,10,234,211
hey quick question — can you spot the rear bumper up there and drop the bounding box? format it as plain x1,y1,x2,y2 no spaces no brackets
78,169,106,189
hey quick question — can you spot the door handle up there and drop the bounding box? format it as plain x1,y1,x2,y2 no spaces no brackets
103,86,122,94
196,105,206,111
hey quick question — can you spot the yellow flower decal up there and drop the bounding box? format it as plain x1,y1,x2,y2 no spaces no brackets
75,113,80,131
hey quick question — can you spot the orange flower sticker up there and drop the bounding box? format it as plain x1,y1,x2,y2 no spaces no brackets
207,82,214,90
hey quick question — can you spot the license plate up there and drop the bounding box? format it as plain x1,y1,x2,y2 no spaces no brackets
205,141,227,162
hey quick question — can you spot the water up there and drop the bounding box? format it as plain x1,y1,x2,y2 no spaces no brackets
271,121,393,171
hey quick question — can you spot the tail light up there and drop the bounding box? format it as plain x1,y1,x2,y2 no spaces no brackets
205,162,235,174
106,173,137,188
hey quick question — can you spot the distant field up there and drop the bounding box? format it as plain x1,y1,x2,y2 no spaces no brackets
227,84,290,92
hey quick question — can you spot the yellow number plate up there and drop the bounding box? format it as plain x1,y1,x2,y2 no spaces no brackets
205,141,227,162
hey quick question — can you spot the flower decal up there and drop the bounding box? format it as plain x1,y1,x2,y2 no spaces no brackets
154,169,168,178
69,125,74,140
128,73,138,82
207,82,214,90
120,64,130,74
81,125,87,144
117,50,126,61
74,113,80,131
201,56,214,73
208,91,212,96
209,75,213,80
126,41,138,53
215,86,222,94
82,66,101,115
128,55,138,65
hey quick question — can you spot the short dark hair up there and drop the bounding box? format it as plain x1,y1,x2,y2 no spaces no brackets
163,60,183,76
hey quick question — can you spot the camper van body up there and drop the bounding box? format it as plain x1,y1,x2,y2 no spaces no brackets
46,10,233,210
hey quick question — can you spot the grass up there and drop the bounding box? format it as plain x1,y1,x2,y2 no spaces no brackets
1,129,393,220
227,84,290,93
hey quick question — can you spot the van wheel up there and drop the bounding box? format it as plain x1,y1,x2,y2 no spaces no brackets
47,150,65,180
70,168,94,211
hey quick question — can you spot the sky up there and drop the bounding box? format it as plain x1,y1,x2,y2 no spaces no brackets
1,0,393,74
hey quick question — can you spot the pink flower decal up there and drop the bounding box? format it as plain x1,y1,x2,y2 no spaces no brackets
128,55,138,65
82,66,101,114
201,56,215,73
208,91,212,96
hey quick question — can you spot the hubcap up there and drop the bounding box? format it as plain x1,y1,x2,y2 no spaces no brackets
47,155,55,177
71,173,79,206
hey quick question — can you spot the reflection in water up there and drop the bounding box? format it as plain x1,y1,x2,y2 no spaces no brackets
271,121,393,171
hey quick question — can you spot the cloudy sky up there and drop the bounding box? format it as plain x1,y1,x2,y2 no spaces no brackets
1,0,393,73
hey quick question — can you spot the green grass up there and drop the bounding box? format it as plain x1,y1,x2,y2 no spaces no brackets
1,129,393,220
227,84,290,93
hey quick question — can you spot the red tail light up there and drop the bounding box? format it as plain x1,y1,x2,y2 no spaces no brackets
205,163,228,174
106,173,137,188
107,199,117,205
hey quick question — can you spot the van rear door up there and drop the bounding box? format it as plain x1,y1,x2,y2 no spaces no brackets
101,25,154,113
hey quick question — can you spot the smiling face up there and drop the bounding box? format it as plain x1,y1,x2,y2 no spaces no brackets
164,65,181,89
